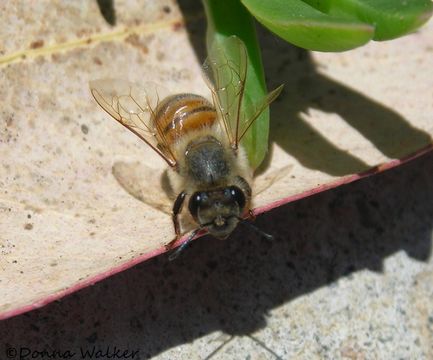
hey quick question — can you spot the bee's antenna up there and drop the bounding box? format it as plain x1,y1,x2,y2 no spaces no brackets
237,217,273,240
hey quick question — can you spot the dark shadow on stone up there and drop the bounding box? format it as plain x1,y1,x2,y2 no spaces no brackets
96,0,116,26
1,152,432,357
314,75,432,159
177,0,207,64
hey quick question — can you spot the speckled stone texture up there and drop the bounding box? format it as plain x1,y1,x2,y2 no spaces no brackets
1,151,432,359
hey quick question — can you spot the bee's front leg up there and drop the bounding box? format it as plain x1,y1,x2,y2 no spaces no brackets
165,191,186,250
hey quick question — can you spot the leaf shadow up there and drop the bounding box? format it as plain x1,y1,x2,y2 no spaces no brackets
96,0,116,26
262,34,432,176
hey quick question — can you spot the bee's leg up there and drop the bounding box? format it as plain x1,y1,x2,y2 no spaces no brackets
168,227,201,261
165,191,186,250
172,191,186,237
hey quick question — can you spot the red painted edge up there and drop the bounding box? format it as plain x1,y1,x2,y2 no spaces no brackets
1,144,432,321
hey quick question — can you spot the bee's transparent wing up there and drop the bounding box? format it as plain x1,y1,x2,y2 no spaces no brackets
203,36,284,149
238,84,284,142
112,161,196,234
90,79,177,167
203,36,247,148
112,161,172,214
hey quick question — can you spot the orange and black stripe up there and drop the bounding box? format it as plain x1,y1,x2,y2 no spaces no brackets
153,94,217,145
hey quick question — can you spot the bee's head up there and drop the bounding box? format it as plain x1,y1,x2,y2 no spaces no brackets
188,186,246,239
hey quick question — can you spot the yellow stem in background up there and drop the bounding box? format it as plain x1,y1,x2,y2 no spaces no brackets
0,18,183,67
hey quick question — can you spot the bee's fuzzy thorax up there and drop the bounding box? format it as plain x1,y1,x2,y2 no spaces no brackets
168,122,252,197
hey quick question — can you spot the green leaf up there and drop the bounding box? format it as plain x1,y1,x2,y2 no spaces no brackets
242,0,433,51
203,0,271,169
318,0,433,40
241,0,375,51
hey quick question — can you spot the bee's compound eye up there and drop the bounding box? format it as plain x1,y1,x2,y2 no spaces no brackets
188,192,203,219
229,186,246,210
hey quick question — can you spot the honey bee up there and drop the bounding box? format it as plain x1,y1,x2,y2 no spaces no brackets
90,36,283,259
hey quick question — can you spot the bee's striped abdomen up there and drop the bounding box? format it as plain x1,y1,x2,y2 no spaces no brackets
153,94,217,146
